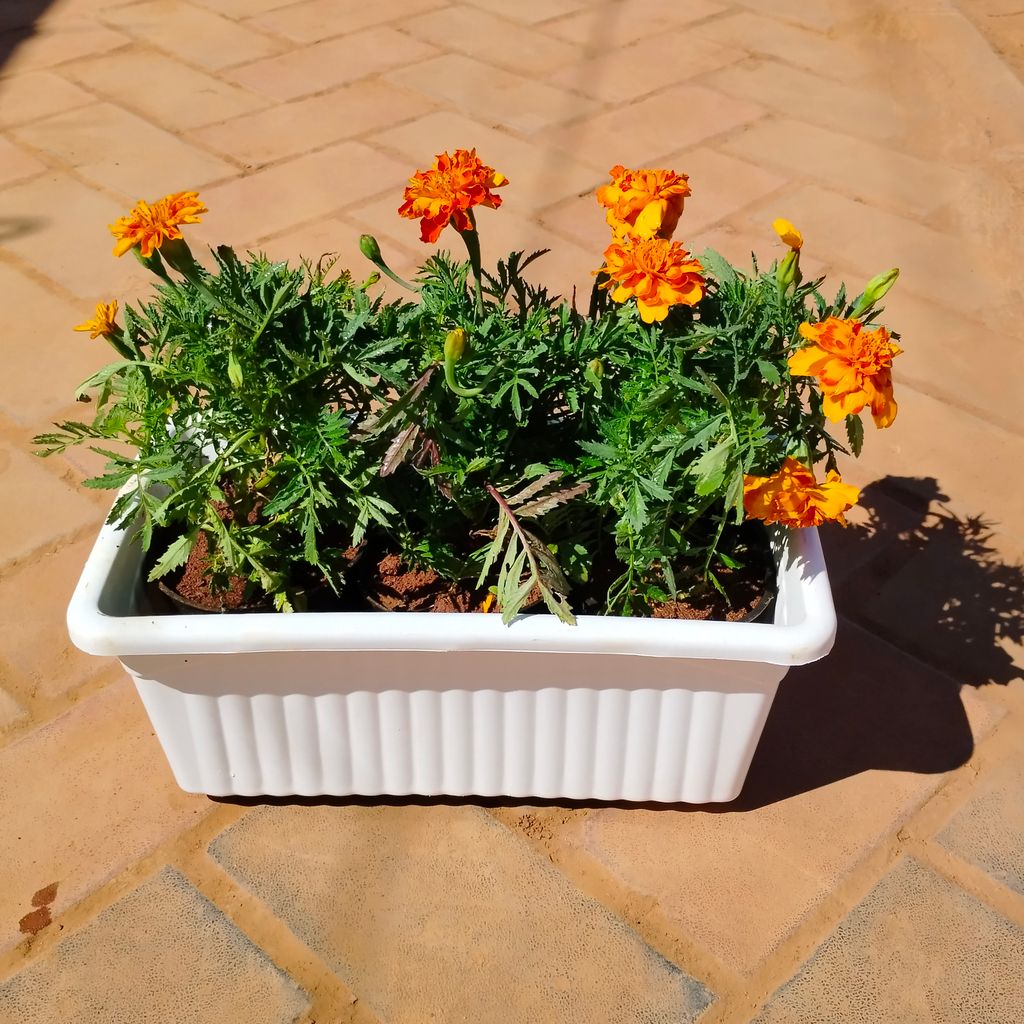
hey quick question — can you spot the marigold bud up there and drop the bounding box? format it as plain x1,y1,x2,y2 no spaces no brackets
444,327,468,363
587,357,604,378
855,267,900,314
777,249,801,292
359,234,383,263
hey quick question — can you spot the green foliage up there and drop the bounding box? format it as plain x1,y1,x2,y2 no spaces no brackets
36,249,406,607
40,221,888,621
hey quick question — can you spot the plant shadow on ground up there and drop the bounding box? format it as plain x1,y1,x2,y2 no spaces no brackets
216,476,1023,814
0,1,60,72
733,474,1023,809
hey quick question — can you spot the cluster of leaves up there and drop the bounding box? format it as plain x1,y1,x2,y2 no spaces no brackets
36,249,408,610
38,236,870,621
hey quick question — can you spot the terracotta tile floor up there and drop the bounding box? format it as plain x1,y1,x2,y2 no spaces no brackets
0,1,1022,1020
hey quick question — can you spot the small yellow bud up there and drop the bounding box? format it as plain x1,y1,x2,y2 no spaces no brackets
772,218,803,251
444,327,468,363
587,357,604,378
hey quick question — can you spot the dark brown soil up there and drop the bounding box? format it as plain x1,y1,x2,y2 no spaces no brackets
363,552,489,613
364,543,773,620
171,524,258,612
650,563,772,621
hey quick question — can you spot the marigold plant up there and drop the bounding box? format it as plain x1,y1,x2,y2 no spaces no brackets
39,148,904,624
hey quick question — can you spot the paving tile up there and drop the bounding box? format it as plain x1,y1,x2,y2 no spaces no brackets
0,22,131,77
543,0,725,46
705,58,910,144
0,263,112,427
387,52,599,134
548,27,743,103
0,71,93,129
694,11,872,84
62,49,269,132
0,685,27,730
754,857,1024,1023
249,0,445,44
0,172,150,299
227,27,440,102
571,620,995,974
721,117,962,219
193,79,437,168
370,109,606,214
12,102,236,197
937,752,1024,896
540,82,765,170
0,446,100,568
839,383,1024,544
733,184,1007,318
727,0,864,32
0,536,117,699
101,0,283,71
664,147,789,237
465,0,593,24
0,867,310,1022
404,6,580,75
211,804,714,1023
194,0,297,15
194,140,408,247
0,680,211,951
0,136,46,187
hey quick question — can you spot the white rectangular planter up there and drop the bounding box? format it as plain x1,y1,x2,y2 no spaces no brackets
67,518,836,803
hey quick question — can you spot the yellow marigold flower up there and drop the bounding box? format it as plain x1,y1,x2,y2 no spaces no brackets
789,316,902,428
596,165,691,240
599,236,705,324
772,218,803,250
109,190,207,258
73,300,119,339
743,457,860,528
398,148,508,244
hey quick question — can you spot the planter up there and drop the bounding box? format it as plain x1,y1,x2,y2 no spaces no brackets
67,514,836,803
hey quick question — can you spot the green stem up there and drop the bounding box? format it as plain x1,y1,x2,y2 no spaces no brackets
459,216,484,318
443,353,483,398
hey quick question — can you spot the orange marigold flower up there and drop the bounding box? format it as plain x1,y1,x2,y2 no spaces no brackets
73,300,119,339
398,148,508,244
596,165,691,240
109,190,207,258
599,236,705,323
789,316,902,428
743,457,860,528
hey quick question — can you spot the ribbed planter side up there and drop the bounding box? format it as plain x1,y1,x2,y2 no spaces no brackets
129,671,783,802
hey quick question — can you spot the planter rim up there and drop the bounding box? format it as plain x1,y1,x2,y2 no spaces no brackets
67,515,836,666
